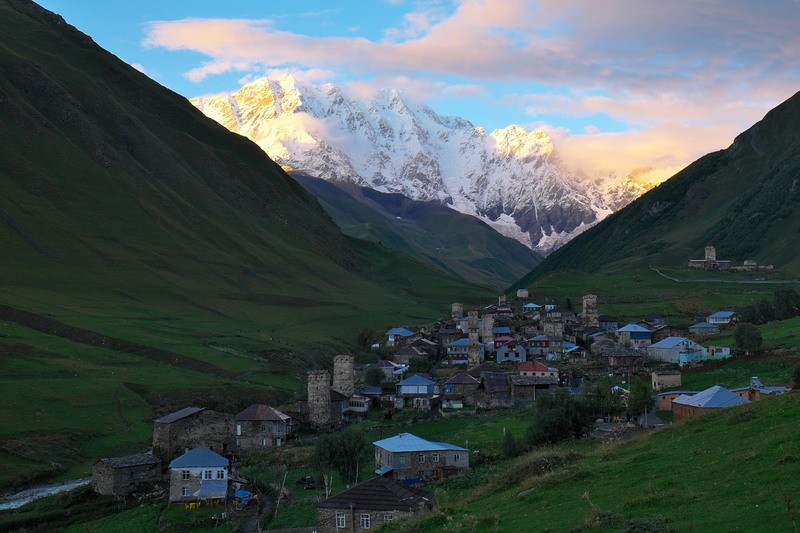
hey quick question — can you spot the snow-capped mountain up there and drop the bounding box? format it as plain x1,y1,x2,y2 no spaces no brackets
191,75,643,254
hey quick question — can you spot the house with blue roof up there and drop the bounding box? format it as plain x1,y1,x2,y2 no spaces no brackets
616,323,653,348
168,447,229,503
373,433,469,483
706,310,737,325
647,336,705,364
688,321,720,335
396,374,436,409
446,338,482,365
385,327,416,347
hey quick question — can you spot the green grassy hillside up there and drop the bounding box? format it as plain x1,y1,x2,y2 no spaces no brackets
0,0,493,488
515,89,800,287
292,173,542,289
390,391,800,532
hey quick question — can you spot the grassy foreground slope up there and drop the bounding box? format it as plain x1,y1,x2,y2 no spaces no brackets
389,392,800,532
514,89,800,287
0,0,493,488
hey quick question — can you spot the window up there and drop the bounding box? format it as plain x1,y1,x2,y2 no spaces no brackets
360,513,371,529
398,455,408,466
261,438,267,446
181,470,190,480
216,469,225,480
383,513,394,522
432,453,439,462
203,470,212,480
417,454,425,463
453,454,460,462
181,486,189,497
261,423,268,431
335,512,346,528
236,424,242,436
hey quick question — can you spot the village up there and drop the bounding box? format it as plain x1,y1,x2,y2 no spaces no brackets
83,286,794,532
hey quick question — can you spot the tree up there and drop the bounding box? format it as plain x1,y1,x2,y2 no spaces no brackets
792,366,800,390
525,388,590,446
502,428,520,459
734,323,763,356
407,357,431,374
627,381,655,426
314,426,366,494
773,287,800,321
584,378,623,421
364,366,386,386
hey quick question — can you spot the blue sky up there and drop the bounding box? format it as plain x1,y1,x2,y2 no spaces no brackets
36,0,800,181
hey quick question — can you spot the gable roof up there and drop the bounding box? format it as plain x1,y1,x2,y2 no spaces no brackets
649,336,690,349
467,362,505,378
445,372,480,385
373,433,467,453
154,406,204,424
169,447,229,468
386,327,415,337
689,322,718,329
492,326,512,334
235,404,290,422
397,374,435,386
517,361,557,372
317,476,433,511
482,372,510,394
448,338,470,346
672,385,750,409
618,324,651,333
708,311,736,319
395,346,427,356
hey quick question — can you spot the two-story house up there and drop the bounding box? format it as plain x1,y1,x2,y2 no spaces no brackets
373,433,469,483
234,404,293,451
168,448,229,503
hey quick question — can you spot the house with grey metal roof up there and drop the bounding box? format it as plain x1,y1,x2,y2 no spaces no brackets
168,448,229,503
316,476,433,533
152,407,234,464
706,310,737,325
234,404,293,451
647,336,705,364
373,433,468,483
672,385,750,420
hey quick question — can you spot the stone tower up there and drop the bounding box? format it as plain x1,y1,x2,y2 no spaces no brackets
332,354,355,397
582,293,599,327
705,246,716,262
498,294,507,305
307,370,331,427
543,319,564,338
451,302,464,321
467,310,482,365
480,314,495,340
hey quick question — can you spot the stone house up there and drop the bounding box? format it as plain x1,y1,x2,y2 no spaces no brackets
373,433,469,483
316,476,433,533
168,448,229,503
509,375,557,401
651,370,682,392
152,407,234,464
385,327,416,348
92,452,161,497
477,372,513,409
234,404,293,451
442,372,481,408
527,335,563,356
396,374,437,410
688,322,721,335
616,324,652,348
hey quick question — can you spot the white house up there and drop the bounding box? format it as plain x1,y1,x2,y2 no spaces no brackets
706,311,737,325
168,448,228,503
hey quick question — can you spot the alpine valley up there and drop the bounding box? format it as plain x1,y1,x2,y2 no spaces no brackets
191,76,648,255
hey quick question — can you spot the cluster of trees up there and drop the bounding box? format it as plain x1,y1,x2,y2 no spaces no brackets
738,287,800,325
314,427,366,496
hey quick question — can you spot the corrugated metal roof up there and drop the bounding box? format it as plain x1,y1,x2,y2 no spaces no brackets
196,480,228,499
618,324,651,332
708,311,736,318
689,322,717,328
318,476,432,511
445,372,480,385
386,327,415,336
154,407,204,424
448,338,470,346
672,385,750,408
169,448,229,468
235,404,290,422
397,374,435,386
649,336,689,349
373,433,467,453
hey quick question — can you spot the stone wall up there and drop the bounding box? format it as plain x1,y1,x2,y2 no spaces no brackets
307,370,331,427
153,410,234,464
332,354,354,397
316,507,416,533
92,459,161,497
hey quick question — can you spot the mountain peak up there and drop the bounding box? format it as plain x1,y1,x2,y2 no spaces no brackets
191,78,643,254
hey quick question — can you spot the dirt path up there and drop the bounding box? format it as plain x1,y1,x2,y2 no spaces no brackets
0,304,233,378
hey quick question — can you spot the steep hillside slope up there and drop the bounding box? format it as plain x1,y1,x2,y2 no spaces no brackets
515,89,800,286
292,173,542,289
192,76,646,254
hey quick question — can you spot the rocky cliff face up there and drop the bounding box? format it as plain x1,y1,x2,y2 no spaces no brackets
192,75,644,254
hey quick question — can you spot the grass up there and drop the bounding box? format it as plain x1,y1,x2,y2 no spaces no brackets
385,391,800,532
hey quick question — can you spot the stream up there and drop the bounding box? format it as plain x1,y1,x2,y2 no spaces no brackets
0,478,90,511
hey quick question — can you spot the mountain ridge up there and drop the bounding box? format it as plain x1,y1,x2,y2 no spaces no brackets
192,75,646,254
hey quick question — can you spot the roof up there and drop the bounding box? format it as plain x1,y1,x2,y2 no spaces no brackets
387,327,415,336
98,452,159,469
618,324,651,333
318,476,433,511
509,375,558,386
482,372,510,394
448,338,470,346
397,374,435,386
649,336,689,349
445,372,480,385
689,322,718,329
524,303,542,308
492,326,512,334
494,335,514,343
154,407,204,424
169,448,229,469
672,385,750,409
517,361,552,372
530,334,561,341
374,433,467,453
598,315,618,322
395,346,427,356
235,404,290,422
708,311,736,318
467,363,505,378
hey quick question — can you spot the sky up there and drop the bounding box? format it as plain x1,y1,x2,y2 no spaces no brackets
37,0,800,183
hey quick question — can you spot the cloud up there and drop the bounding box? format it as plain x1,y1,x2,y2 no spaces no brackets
130,63,147,74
